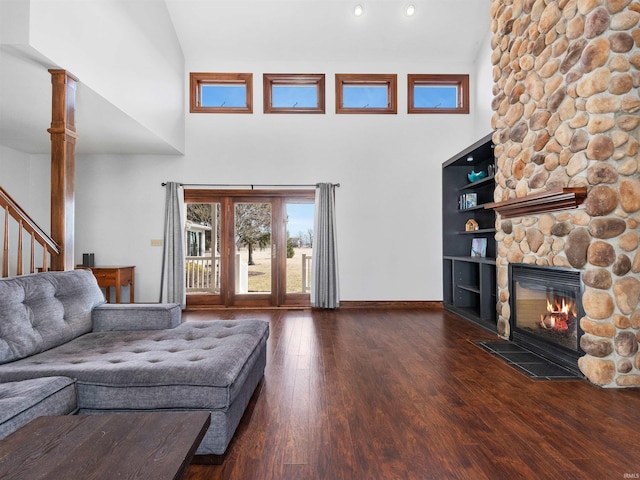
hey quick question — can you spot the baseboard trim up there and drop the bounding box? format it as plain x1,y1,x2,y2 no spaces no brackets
184,301,443,311
338,301,443,310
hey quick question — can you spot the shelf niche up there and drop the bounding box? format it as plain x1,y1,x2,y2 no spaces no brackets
485,187,587,219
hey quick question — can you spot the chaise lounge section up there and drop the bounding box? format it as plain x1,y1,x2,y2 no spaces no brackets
0,270,269,456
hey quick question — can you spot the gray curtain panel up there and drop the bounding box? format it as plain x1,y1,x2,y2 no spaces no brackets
311,183,340,309
159,182,186,308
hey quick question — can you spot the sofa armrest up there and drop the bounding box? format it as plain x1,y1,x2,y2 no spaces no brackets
92,303,181,331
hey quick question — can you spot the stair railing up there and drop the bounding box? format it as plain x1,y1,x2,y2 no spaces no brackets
1,185,59,277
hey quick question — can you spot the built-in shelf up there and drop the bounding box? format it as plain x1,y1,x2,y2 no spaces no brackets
443,255,496,265
458,284,481,294
460,203,492,212
458,175,495,191
485,187,587,219
459,228,496,235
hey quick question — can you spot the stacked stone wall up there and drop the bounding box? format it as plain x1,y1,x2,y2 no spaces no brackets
490,0,640,387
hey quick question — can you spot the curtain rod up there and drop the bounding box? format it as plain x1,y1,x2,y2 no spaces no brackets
161,182,340,189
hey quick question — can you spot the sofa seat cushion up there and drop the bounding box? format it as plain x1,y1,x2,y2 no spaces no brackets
0,320,269,412
0,270,105,364
0,376,78,440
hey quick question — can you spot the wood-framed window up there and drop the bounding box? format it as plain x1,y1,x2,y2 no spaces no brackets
263,74,325,114
190,72,253,113
335,74,397,114
408,74,469,114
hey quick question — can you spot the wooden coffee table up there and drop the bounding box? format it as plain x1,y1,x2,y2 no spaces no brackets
0,411,210,480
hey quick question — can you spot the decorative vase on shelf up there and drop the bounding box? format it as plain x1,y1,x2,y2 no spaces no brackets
467,170,487,183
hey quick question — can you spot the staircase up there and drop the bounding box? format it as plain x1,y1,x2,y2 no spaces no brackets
0,185,59,277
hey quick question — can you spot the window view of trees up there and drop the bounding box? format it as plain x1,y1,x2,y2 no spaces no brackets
186,202,275,264
234,203,271,265
186,203,215,252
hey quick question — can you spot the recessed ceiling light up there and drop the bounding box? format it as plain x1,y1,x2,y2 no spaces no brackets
404,4,415,16
354,4,364,16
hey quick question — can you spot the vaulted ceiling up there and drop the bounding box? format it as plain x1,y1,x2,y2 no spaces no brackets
0,0,491,155
166,0,490,64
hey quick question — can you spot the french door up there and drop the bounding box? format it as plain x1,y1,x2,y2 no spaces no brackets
184,189,314,308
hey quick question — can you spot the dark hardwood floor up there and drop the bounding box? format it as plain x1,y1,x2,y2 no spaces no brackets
182,308,640,480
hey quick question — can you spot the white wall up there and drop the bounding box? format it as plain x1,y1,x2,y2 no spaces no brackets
75,154,179,302
473,29,495,138
28,0,185,152
0,146,50,228
73,58,492,303
0,146,31,202
0,0,30,45
0,146,50,276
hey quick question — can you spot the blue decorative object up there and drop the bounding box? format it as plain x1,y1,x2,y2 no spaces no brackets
467,170,487,183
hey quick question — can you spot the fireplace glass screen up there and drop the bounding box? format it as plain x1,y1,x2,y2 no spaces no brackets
510,264,583,366
514,280,578,351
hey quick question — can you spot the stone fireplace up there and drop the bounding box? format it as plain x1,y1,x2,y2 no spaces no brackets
489,0,640,387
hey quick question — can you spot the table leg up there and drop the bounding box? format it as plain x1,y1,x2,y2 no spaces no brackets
115,272,121,304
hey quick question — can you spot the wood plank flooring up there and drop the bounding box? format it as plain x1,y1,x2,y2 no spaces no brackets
182,308,640,480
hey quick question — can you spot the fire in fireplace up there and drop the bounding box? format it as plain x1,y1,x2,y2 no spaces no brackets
537,295,578,348
542,298,571,328
509,264,584,375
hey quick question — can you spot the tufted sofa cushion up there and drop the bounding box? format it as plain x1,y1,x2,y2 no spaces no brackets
0,320,269,412
0,270,106,365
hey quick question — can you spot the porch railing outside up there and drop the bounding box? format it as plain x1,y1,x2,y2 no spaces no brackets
302,253,312,293
186,255,220,293
187,252,312,294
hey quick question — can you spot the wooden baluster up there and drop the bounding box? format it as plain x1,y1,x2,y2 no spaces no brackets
30,232,36,274
3,206,8,277
1,187,59,276
16,219,23,276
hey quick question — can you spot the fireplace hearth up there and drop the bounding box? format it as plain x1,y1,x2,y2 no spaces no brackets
509,264,584,376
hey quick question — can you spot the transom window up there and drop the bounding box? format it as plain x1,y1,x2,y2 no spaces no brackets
263,74,325,113
408,74,469,114
335,74,397,114
190,73,253,113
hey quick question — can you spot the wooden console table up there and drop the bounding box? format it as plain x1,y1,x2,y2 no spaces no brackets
80,265,135,303
0,412,210,480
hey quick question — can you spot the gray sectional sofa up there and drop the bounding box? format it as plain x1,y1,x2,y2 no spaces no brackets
0,269,269,457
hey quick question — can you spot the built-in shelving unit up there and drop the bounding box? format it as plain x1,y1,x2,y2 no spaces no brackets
442,133,496,330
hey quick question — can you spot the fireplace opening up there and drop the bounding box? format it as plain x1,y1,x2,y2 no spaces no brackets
509,264,584,375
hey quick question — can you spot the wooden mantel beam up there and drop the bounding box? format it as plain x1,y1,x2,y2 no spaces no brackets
485,187,587,219
48,69,78,271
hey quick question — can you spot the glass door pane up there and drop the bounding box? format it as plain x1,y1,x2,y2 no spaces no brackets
234,202,272,295
285,202,315,294
185,203,221,295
